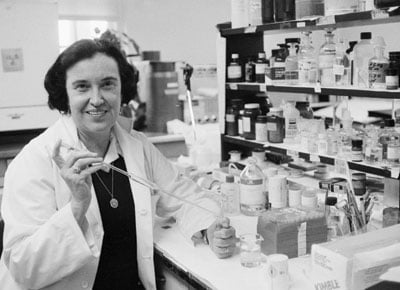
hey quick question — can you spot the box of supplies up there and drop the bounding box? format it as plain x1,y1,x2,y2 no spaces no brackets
257,207,327,258
311,224,400,290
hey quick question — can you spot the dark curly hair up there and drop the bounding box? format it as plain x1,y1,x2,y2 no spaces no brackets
45,39,138,114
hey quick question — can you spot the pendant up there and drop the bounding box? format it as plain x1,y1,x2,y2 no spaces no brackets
110,198,119,208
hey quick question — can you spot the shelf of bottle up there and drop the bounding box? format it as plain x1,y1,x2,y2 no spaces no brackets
222,135,398,179
218,9,400,37
226,82,400,98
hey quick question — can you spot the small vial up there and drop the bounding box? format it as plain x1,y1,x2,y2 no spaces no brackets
351,139,363,162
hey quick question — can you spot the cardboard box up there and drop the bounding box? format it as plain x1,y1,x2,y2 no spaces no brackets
257,207,327,258
311,224,400,290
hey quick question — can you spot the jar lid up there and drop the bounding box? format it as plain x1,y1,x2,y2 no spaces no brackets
226,175,235,183
326,196,338,206
352,139,363,147
244,103,260,109
270,107,283,112
360,32,372,40
256,115,268,122
232,53,239,58
258,52,266,58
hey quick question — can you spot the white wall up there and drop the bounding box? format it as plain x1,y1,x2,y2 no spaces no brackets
0,0,59,107
120,0,231,64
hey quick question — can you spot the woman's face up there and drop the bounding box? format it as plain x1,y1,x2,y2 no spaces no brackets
66,53,121,137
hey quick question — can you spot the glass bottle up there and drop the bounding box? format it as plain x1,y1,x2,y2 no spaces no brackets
239,157,266,216
255,52,268,83
267,107,285,143
334,38,351,86
326,126,338,155
368,36,390,89
379,119,400,165
319,30,336,86
221,174,241,216
285,42,299,84
227,53,242,82
354,32,374,88
245,57,256,82
298,31,318,84
225,99,243,136
283,101,300,144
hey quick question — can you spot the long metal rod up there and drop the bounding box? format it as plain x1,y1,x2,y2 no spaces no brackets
61,142,221,218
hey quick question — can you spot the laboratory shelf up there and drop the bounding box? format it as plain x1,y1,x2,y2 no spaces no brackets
226,82,400,99
218,9,400,37
221,135,396,179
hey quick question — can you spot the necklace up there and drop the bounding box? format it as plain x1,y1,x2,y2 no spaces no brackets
94,169,119,209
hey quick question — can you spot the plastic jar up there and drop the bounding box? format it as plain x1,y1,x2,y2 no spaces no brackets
352,173,366,196
243,103,261,140
225,99,243,136
255,115,268,142
351,139,363,162
267,107,285,143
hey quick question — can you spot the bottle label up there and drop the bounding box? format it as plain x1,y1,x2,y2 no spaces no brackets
240,179,264,205
255,63,266,74
387,146,400,160
255,123,268,141
267,122,277,131
227,65,242,79
319,55,334,68
226,114,235,122
243,117,251,132
369,62,389,86
286,118,298,138
333,64,345,76
238,119,243,134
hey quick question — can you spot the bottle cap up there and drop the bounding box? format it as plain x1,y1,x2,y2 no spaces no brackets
244,103,260,109
256,115,268,122
360,32,372,40
285,38,300,44
226,175,235,183
258,52,266,58
325,196,338,206
384,119,395,127
352,139,363,147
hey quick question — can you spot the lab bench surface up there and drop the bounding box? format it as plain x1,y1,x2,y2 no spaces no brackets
153,221,313,290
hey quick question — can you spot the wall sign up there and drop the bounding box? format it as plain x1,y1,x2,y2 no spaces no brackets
1,48,24,72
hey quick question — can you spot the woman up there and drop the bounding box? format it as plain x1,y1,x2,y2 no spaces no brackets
0,39,236,289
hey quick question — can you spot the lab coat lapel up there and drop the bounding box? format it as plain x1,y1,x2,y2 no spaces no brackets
114,123,156,290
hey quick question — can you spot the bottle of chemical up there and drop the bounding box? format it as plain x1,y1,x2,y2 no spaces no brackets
255,115,268,142
283,101,300,143
239,157,266,216
243,103,261,140
338,124,352,160
249,0,263,26
221,174,240,216
385,68,399,90
255,52,268,83
326,126,338,155
354,32,374,88
225,99,243,136
347,41,358,85
389,51,400,87
378,119,400,164
298,31,318,84
325,196,339,241
267,107,285,143
319,30,336,86
245,57,256,82
368,36,390,89
295,101,314,119
274,0,295,21
317,133,328,155
261,0,274,23
341,108,353,136
227,53,243,82
334,38,351,86
285,42,299,84
238,109,245,137
351,138,363,162
268,175,288,209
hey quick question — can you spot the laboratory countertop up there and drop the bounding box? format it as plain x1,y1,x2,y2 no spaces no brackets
153,221,313,290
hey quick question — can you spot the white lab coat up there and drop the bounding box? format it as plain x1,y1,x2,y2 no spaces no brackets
0,115,219,290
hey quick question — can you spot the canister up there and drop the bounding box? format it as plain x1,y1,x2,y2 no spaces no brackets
267,107,285,143
243,103,261,140
255,115,268,142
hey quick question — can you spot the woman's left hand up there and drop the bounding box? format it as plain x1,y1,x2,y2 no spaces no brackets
206,217,237,259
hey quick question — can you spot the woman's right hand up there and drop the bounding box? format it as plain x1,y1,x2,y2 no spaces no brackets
52,140,104,226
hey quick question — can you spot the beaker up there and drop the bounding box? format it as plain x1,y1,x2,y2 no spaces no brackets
239,233,263,267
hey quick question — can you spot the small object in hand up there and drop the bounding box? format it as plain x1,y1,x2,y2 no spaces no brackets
72,166,81,174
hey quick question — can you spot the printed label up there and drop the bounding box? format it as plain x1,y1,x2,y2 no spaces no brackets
227,66,242,79
240,180,264,205
226,114,235,122
243,117,251,132
255,63,266,74
333,64,345,76
267,122,277,131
